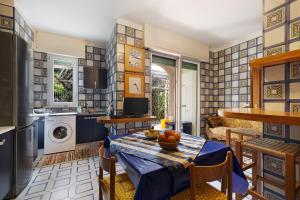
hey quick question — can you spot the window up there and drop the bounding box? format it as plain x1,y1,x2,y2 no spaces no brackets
48,54,78,107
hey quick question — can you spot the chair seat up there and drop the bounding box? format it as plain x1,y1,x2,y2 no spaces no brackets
171,183,227,200
103,173,135,200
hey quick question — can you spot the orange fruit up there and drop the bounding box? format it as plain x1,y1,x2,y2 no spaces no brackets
158,134,166,142
173,133,181,141
164,130,175,138
167,136,176,143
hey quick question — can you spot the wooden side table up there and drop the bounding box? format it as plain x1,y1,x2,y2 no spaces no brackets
235,138,300,200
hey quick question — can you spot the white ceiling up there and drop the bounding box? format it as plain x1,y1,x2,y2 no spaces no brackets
15,0,263,49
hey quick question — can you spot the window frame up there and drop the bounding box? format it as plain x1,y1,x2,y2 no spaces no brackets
47,54,78,107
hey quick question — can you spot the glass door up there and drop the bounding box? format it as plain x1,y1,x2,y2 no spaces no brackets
151,54,177,130
180,61,200,136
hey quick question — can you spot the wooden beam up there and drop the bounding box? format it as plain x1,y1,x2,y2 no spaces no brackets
250,49,300,69
218,108,300,126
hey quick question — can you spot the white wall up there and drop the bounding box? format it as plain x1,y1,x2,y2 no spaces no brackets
144,24,209,62
34,31,106,58
34,31,86,58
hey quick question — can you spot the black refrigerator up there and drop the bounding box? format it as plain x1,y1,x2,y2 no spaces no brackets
0,31,33,197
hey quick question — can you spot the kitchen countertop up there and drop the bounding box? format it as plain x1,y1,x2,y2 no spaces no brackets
0,126,15,135
32,112,106,117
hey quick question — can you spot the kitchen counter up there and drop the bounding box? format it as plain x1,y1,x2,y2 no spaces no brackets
77,112,106,116
0,126,15,135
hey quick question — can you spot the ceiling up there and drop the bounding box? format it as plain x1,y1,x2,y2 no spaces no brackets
15,0,263,49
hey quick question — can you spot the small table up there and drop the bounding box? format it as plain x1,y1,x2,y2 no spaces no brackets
105,133,249,200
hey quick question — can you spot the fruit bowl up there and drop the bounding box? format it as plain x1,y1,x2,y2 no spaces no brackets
144,129,160,139
157,130,181,151
158,141,179,151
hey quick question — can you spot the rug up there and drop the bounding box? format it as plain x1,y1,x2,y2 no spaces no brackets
34,141,100,167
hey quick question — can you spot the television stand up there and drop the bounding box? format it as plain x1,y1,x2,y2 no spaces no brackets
97,115,157,124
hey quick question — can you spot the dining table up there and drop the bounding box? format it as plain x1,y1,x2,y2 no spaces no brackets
104,132,248,200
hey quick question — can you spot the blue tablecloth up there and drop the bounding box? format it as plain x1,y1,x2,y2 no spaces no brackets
105,135,248,200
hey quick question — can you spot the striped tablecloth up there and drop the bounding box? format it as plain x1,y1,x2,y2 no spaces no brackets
110,133,206,174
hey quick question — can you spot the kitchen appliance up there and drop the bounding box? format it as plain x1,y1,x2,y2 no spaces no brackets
0,32,34,197
44,115,76,154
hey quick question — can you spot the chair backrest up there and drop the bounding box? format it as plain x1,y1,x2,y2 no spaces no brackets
190,151,233,200
99,141,115,173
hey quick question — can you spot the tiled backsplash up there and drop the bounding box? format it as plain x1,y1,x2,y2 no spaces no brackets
78,46,108,113
33,45,108,112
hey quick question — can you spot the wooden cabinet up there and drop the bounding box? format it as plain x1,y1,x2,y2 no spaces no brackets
83,68,107,89
0,130,13,200
76,115,107,144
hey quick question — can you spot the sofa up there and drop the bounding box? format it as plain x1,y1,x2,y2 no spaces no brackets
205,115,263,142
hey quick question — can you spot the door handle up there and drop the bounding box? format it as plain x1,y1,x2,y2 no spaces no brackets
0,139,6,146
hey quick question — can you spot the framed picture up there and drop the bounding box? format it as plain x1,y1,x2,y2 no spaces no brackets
125,72,145,98
125,45,145,73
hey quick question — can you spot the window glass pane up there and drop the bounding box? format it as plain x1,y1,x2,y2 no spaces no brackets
53,59,73,102
152,55,176,67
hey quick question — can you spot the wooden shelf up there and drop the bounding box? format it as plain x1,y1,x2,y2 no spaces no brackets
97,115,157,124
250,49,300,69
218,108,300,126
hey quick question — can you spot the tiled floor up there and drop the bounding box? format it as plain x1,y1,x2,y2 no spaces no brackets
16,152,253,200
16,155,124,200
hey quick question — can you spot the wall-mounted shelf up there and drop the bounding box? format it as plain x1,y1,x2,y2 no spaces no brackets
250,49,300,69
249,49,300,108
218,108,300,126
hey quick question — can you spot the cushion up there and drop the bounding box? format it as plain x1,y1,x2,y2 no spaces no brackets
171,183,227,200
223,118,262,130
209,127,259,141
103,173,135,200
209,127,240,141
207,116,224,128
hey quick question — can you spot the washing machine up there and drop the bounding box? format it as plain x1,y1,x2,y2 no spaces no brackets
44,115,76,154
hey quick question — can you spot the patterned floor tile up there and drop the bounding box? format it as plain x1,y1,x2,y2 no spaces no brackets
16,153,253,200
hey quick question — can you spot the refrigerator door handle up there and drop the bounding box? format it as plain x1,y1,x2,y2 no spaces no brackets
0,139,6,145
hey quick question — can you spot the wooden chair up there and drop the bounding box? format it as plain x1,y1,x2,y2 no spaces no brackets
171,151,233,200
235,138,300,200
98,141,135,200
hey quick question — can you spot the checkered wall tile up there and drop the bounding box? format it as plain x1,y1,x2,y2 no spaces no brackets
33,45,108,111
33,52,48,108
263,0,300,55
106,23,151,135
199,62,216,133
208,36,263,110
262,0,300,198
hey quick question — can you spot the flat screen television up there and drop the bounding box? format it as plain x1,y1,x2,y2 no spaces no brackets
123,98,148,116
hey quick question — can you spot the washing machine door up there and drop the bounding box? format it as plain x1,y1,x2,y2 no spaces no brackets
48,123,73,143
